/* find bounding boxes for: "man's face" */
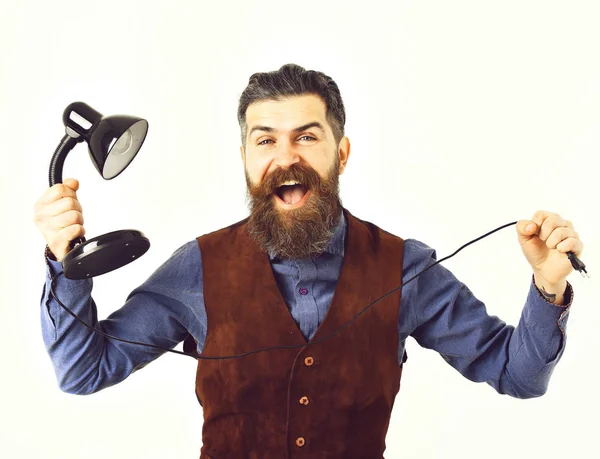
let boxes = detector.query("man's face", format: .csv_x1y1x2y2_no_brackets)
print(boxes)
240,94,350,259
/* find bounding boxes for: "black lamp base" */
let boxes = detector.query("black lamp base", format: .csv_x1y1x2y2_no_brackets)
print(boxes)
62,229,150,280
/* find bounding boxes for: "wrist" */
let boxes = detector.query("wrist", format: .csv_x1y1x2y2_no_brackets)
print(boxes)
45,245,58,262
533,272,567,305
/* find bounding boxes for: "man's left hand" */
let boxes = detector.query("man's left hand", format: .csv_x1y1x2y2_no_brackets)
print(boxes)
516,210,584,286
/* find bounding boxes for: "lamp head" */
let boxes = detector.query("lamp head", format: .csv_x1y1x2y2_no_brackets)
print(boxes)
63,101,149,179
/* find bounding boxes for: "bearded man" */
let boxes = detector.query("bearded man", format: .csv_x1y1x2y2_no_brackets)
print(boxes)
34,63,583,459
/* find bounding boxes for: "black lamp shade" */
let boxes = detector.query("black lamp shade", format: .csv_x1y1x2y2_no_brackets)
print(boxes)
63,102,148,180
89,117,148,179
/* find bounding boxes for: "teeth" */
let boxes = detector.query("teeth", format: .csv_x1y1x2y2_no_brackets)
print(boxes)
279,180,300,186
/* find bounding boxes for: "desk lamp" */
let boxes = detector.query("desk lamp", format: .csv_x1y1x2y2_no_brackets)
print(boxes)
48,101,150,280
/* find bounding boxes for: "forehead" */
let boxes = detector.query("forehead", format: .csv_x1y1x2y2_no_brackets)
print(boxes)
245,94,328,130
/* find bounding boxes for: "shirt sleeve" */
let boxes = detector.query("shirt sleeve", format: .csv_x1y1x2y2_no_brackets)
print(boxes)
39,240,205,395
404,239,573,399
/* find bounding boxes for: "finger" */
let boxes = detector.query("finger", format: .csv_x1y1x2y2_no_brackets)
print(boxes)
43,196,83,218
537,214,569,242
61,223,86,241
51,209,84,230
37,182,79,206
531,210,562,235
531,210,555,228
49,225,86,258
50,224,86,248
545,226,578,250
556,237,584,255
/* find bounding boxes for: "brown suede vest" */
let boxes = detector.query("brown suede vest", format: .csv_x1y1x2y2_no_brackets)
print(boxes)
190,208,405,459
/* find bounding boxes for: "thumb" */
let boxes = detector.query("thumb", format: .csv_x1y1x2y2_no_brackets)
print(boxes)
63,178,79,191
516,220,538,241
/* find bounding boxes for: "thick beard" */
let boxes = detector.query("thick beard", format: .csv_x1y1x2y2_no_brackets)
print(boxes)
245,158,343,260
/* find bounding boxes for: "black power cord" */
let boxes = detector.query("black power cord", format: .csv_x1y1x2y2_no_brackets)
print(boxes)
49,220,587,361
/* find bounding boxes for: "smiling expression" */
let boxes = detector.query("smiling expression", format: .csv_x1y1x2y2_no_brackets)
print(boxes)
241,93,350,207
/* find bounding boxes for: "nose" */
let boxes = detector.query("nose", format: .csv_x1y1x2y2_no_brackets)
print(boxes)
272,139,300,169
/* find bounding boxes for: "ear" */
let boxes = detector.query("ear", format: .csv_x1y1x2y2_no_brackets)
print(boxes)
337,136,351,174
240,145,245,165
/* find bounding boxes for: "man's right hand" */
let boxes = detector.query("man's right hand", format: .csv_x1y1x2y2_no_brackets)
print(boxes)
33,178,86,262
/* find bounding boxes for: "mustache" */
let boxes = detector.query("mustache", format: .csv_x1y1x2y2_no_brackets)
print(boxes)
248,163,323,197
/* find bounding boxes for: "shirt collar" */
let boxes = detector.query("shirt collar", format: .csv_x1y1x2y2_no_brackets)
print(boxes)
268,210,346,260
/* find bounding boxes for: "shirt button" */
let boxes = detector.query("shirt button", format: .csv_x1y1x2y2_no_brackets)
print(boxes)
304,356,314,366
299,287,308,295
296,437,305,447
299,396,309,405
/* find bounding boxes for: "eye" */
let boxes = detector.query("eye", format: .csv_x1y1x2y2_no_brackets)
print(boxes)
299,135,316,141
258,139,273,146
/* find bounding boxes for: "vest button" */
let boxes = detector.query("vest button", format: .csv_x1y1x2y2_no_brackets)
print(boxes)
304,356,314,366
299,396,309,405
296,437,305,447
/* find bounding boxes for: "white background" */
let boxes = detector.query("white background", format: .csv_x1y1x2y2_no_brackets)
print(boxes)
1,1,598,458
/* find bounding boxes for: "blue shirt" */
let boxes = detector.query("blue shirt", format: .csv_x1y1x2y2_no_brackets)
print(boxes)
40,212,573,398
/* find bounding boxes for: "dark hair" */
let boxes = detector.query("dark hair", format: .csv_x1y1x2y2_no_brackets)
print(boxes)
237,63,346,147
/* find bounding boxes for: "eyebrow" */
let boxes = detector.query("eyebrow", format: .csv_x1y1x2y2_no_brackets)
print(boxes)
248,121,326,139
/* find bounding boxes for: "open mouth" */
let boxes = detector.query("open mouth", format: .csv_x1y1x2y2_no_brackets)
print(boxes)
275,181,310,206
